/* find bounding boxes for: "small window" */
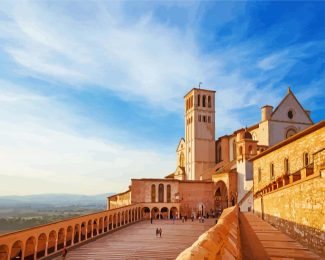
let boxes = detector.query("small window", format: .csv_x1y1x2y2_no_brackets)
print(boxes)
203,116,206,122
258,168,261,183
284,158,289,173
208,96,211,108
304,153,309,166
248,145,253,154
270,163,274,180
288,110,293,119
197,95,201,106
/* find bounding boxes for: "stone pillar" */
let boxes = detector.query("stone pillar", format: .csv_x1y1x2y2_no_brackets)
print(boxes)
45,241,48,256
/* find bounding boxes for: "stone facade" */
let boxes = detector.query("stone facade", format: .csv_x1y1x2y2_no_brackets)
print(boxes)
252,121,325,256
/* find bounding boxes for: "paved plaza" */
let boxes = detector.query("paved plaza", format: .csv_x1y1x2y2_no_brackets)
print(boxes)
54,218,215,260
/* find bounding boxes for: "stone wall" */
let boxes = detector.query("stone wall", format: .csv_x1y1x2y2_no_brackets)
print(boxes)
252,122,325,256
108,190,131,209
176,206,241,260
254,176,325,256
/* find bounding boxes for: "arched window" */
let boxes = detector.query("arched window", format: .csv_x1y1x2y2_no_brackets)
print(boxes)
258,168,261,182
304,153,309,166
202,95,206,107
167,185,171,203
158,184,164,202
197,94,201,106
208,96,211,107
233,140,236,160
151,184,156,202
191,96,194,108
270,163,274,180
284,158,289,174
286,128,297,139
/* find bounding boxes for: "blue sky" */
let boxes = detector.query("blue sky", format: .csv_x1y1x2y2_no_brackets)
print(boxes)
0,1,324,195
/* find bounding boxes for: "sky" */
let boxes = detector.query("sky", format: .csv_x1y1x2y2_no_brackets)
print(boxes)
0,1,324,196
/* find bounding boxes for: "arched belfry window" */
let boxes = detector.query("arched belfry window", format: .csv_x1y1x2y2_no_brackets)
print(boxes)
151,184,156,202
167,185,171,203
248,145,253,154
158,184,164,202
208,96,211,107
197,94,201,106
202,95,206,107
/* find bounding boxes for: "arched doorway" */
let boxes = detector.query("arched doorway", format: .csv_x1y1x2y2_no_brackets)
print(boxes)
93,219,98,236
66,226,73,246
81,222,86,241
215,181,228,210
87,220,92,238
10,241,22,260
37,233,47,258
161,207,169,219
104,216,108,232
57,228,65,250
170,207,178,219
47,231,56,254
99,217,103,234
24,236,35,260
141,207,150,219
73,224,80,244
151,207,159,219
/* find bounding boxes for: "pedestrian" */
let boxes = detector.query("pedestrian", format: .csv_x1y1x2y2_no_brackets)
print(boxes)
156,228,159,237
150,217,153,224
159,227,162,238
62,247,68,259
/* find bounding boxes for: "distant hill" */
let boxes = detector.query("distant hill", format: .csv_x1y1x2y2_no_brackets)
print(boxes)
0,193,114,209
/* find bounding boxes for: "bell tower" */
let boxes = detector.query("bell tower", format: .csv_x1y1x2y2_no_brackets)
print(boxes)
184,88,216,180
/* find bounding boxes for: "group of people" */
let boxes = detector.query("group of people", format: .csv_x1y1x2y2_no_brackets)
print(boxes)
156,227,162,237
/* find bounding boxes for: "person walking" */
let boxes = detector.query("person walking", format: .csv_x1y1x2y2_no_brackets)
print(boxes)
62,247,68,259
156,228,159,237
159,227,162,238
150,217,153,224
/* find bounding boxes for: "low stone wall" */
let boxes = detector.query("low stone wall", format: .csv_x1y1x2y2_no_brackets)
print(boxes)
176,206,241,260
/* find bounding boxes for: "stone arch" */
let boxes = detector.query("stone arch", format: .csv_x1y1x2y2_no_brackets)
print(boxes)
47,230,56,254
24,236,35,260
10,241,23,260
151,184,156,202
132,209,135,221
57,228,65,250
0,244,9,260
197,94,201,106
161,207,169,219
66,226,73,246
141,207,150,220
36,233,47,258
121,211,125,225
81,222,86,241
99,217,103,234
167,185,171,203
202,95,206,107
113,214,117,228
108,215,113,230
128,210,131,223
151,207,159,219
170,207,178,219
118,212,121,227
104,216,108,232
215,181,228,210
87,220,92,238
93,219,98,236
158,183,164,202
74,224,80,244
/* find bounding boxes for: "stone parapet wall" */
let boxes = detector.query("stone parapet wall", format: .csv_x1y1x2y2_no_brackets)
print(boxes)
176,206,241,260
254,175,325,257
108,190,131,209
